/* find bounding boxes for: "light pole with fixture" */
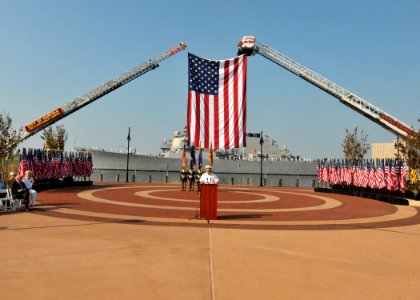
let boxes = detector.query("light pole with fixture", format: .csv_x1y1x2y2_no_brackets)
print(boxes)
126,127,131,183
260,131,264,187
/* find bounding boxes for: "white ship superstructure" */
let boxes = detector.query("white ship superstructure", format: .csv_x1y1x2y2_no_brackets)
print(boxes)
159,128,295,161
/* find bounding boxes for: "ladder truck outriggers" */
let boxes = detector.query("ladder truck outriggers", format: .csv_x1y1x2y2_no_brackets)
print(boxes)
8,42,187,151
238,36,414,138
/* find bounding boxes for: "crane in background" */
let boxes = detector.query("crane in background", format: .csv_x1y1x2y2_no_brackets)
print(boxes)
238,36,414,138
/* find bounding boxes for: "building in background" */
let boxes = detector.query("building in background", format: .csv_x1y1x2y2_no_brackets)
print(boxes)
371,142,397,160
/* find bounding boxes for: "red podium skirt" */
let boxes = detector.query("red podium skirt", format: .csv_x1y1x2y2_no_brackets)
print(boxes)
199,184,218,220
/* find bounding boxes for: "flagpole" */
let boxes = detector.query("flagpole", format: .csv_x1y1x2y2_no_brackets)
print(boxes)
260,131,264,187
396,137,401,193
126,127,131,183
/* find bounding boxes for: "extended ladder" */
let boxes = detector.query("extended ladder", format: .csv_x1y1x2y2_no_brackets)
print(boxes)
10,42,187,150
238,36,413,137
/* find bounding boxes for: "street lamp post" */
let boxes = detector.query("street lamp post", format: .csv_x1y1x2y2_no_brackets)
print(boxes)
260,131,264,187
126,127,131,183
395,136,401,192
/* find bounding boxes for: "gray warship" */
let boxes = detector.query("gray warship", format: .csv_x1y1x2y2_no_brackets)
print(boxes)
81,129,317,187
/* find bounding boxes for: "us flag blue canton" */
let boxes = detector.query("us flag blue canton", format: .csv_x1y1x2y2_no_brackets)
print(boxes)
187,53,247,150
188,54,219,95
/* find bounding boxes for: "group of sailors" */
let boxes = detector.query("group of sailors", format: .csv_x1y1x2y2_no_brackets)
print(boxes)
180,165,219,191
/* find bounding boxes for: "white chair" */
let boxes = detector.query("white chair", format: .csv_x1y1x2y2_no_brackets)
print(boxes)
0,189,9,211
6,188,24,211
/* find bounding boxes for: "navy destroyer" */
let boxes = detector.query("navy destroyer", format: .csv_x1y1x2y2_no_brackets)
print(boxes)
81,129,318,187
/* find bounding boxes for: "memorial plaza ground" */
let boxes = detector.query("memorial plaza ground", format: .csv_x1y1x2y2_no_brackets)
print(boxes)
1,182,420,299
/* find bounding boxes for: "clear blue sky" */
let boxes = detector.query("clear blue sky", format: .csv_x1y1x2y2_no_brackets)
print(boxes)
1,0,419,159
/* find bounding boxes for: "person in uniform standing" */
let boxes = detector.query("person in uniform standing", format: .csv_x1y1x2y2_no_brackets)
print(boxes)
188,168,196,191
199,165,219,185
180,167,188,191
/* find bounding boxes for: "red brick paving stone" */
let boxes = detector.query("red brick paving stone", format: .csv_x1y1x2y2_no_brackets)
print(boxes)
210,208,420,231
39,184,392,220
93,189,200,208
32,207,420,231
32,183,420,230
93,188,324,210
39,187,196,219
91,185,397,220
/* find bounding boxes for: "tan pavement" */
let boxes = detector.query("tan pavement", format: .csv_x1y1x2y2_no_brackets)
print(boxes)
2,210,420,300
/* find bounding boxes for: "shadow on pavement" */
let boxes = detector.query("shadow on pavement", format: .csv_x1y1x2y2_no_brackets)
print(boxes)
217,213,269,220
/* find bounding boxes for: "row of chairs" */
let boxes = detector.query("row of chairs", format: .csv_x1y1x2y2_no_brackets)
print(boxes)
0,188,25,211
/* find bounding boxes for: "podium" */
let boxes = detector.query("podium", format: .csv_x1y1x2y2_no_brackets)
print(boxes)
200,184,218,220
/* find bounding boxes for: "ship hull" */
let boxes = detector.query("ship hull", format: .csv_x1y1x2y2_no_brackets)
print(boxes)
90,151,318,187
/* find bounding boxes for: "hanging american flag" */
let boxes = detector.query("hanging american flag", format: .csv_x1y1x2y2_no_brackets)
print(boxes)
187,53,247,149
368,162,376,189
399,161,408,193
375,160,386,189
18,148,30,176
322,161,329,183
317,160,323,184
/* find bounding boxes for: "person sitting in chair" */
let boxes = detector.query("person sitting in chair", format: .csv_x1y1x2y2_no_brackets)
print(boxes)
9,172,31,211
21,170,37,206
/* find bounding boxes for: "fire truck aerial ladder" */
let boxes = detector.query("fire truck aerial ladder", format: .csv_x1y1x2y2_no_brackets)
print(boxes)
238,36,414,138
10,42,187,150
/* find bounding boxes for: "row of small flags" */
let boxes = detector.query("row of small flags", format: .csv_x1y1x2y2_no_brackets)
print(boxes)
181,145,213,170
18,148,93,180
317,159,408,193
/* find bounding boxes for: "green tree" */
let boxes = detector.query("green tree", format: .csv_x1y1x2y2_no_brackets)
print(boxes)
398,120,420,169
0,113,23,180
41,125,68,151
342,127,370,161
396,119,420,193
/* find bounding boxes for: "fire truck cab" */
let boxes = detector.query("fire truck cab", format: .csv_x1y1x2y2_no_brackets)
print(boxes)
237,36,256,56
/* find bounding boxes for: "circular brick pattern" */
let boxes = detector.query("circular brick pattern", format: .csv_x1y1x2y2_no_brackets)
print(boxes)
33,183,420,230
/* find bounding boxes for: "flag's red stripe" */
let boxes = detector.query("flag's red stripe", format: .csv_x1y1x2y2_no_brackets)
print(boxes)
214,95,219,149
223,60,230,149
233,57,239,148
187,91,192,145
242,56,247,147
194,91,200,147
204,94,210,148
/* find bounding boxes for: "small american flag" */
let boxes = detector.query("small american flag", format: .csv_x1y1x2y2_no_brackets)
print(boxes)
375,160,386,189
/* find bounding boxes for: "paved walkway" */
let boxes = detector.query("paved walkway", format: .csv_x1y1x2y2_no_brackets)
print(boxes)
1,183,420,299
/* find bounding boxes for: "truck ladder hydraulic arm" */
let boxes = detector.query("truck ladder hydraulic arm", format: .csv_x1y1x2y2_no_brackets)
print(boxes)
238,36,413,137
10,42,187,150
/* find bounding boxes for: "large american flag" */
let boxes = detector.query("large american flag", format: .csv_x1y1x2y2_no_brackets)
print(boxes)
187,53,247,149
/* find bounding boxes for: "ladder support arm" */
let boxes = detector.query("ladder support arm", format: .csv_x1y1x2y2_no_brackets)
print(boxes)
10,42,187,150
249,41,413,137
